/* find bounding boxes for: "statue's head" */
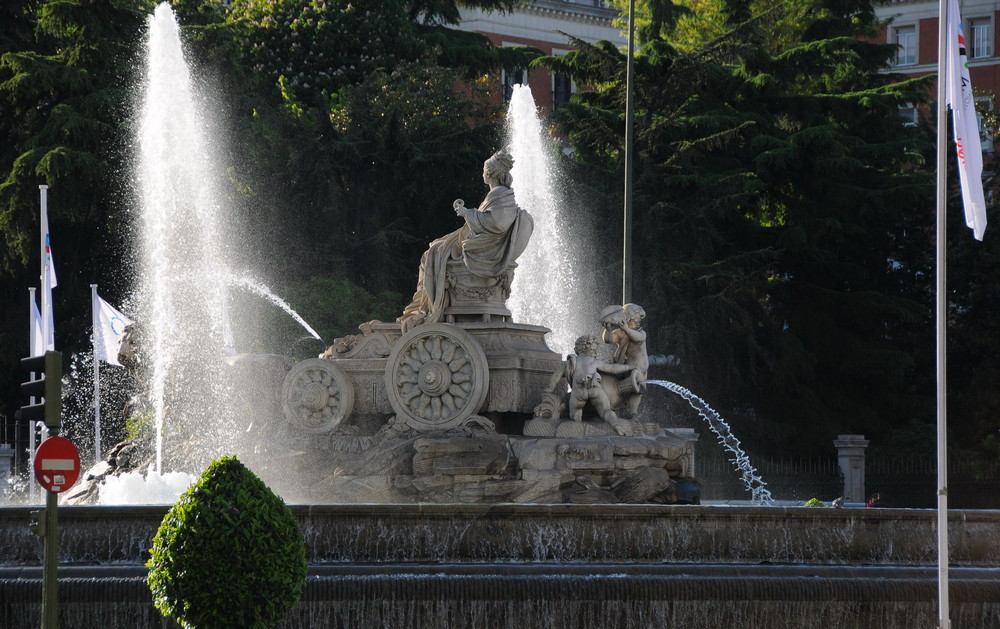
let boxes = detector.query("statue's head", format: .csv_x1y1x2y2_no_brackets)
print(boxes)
484,150,514,187
574,334,600,356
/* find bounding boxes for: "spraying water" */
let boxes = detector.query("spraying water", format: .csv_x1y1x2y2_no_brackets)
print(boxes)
229,274,323,343
648,380,773,504
505,85,592,356
98,467,195,505
135,3,235,472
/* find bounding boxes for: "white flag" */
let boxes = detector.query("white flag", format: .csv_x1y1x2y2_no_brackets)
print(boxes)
946,0,988,240
41,292,55,353
39,193,56,351
93,294,133,367
30,297,44,357
41,203,57,288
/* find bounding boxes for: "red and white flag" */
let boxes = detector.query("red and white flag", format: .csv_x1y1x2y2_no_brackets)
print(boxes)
946,0,988,240
39,190,56,350
41,203,57,288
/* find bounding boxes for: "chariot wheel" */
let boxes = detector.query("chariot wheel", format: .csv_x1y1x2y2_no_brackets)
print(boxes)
384,323,489,431
281,358,354,434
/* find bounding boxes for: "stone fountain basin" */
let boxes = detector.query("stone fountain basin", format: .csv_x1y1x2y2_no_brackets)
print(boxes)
2,504,1000,628
2,503,1000,566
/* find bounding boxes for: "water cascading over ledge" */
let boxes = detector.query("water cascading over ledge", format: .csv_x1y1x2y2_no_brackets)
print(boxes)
2,504,1000,628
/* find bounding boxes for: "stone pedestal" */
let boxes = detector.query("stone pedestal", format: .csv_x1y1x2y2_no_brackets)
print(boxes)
308,430,700,504
833,434,869,503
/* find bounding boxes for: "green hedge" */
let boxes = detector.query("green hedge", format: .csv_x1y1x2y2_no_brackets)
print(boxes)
147,456,307,629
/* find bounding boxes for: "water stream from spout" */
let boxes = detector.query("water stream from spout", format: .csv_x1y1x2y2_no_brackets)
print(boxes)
648,380,773,504
228,274,323,343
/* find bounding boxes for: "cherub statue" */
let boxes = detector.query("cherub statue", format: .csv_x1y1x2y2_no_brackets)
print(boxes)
600,303,648,417
544,334,639,436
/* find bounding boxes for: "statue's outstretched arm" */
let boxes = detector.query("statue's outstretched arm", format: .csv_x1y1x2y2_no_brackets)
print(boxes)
596,362,636,377
545,368,568,394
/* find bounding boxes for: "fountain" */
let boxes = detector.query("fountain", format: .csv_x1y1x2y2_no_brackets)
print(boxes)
61,6,696,508
135,2,236,475
505,84,595,357
3,5,1000,628
648,380,772,504
227,273,324,345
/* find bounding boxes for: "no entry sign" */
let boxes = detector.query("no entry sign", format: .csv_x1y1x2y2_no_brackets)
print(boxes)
33,436,81,493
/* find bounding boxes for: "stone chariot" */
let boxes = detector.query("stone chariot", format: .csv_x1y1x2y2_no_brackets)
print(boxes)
281,260,563,435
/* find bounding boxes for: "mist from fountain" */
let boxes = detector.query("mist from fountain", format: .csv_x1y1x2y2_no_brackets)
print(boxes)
648,380,773,504
505,84,593,357
97,467,195,505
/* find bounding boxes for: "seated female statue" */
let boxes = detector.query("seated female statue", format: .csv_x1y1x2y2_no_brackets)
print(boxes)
398,150,533,332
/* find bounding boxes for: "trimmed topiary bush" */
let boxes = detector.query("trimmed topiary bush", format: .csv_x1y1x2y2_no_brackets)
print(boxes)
147,456,307,628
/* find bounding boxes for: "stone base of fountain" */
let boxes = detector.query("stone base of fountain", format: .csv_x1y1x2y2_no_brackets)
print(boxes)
3,505,1000,628
294,430,698,504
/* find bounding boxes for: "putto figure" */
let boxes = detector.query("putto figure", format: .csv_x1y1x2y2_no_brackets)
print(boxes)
398,150,534,332
560,334,636,428
600,303,648,417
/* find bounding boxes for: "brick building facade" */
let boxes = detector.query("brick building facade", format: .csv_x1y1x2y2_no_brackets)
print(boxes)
457,0,626,113
874,0,999,148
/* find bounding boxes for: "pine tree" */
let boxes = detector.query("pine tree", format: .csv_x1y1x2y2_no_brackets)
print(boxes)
0,0,148,433
539,0,936,453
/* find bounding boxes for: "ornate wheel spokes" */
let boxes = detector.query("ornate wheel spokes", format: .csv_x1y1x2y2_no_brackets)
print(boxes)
385,324,488,431
398,338,474,420
282,359,354,434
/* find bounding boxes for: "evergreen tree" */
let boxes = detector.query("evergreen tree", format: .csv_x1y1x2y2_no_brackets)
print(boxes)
541,0,935,453
0,0,149,440
218,0,537,300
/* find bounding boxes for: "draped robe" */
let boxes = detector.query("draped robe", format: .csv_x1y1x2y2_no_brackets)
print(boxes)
398,186,533,332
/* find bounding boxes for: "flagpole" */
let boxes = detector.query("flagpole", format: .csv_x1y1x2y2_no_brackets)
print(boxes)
935,0,950,625
91,284,102,462
622,0,635,305
28,287,39,504
39,185,51,350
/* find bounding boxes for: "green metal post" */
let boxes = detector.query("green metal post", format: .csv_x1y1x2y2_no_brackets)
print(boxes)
41,489,58,629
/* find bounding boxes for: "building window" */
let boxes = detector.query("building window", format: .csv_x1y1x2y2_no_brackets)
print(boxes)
969,18,992,59
976,96,994,151
503,68,525,102
899,105,918,127
553,72,573,110
894,25,917,66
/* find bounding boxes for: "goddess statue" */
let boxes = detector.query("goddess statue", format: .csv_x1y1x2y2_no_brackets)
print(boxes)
398,150,533,332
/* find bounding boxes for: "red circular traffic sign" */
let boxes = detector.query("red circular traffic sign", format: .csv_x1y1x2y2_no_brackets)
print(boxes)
33,436,81,493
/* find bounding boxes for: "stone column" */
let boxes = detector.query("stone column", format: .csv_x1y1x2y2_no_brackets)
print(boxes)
833,434,869,503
